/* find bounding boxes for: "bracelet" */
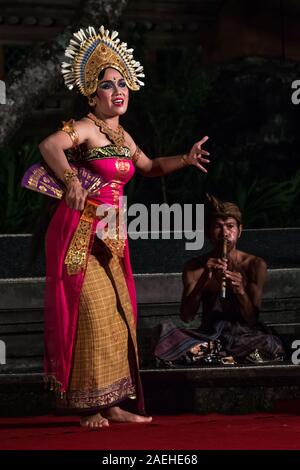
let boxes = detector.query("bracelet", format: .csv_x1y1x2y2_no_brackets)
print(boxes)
181,154,190,166
63,169,78,187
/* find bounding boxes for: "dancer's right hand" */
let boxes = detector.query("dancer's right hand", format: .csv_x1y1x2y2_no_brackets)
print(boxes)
65,179,88,211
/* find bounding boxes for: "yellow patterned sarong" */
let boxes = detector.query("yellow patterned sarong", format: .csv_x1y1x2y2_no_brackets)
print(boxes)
64,240,138,410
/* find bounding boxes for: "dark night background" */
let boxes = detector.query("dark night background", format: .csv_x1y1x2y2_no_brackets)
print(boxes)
0,2,300,423
0,0,299,232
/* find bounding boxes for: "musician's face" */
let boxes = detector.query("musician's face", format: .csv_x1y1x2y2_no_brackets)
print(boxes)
210,217,242,249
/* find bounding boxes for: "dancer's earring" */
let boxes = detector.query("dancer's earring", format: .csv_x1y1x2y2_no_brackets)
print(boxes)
88,96,97,107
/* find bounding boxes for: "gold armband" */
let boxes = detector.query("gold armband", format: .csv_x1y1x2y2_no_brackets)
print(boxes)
61,119,79,148
132,146,142,165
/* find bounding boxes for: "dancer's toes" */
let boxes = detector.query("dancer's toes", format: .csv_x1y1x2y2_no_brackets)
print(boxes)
134,415,152,423
80,413,109,428
103,406,152,423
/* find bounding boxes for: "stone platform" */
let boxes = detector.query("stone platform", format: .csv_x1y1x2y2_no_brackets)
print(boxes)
0,230,299,414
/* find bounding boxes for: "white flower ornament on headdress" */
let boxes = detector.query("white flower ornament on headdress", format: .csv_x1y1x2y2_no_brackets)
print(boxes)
61,25,145,96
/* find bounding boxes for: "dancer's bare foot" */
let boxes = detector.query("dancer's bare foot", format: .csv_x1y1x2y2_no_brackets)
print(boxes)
80,412,109,428
103,406,152,423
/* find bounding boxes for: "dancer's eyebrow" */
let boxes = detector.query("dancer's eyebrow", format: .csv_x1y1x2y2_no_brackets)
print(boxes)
99,79,125,85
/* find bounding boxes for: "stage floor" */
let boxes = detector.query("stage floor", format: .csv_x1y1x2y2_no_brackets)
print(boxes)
1,411,300,450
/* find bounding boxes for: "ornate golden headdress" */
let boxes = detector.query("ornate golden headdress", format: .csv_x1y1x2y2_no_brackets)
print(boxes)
61,25,145,96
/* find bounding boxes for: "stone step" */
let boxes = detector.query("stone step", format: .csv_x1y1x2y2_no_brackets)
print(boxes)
0,358,43,374
1,363,299,385
0,317,298,370
1,228,300,279
1,268,300,308
1,229,299,415
0,364,300,415
0,269,299,370
1,301,299,326
141,364,300,414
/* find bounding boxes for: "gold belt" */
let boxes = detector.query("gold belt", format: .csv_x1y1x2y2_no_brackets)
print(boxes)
64,200,125,276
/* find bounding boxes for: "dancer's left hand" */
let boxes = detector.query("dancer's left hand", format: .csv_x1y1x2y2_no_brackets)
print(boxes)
185,136,210,173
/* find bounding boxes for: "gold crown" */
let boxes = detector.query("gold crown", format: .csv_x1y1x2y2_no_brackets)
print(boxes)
61,25,145,96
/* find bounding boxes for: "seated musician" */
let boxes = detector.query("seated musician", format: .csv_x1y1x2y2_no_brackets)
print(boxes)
154,195,285,365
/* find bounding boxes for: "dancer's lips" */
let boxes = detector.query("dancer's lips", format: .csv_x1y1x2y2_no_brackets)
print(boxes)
112,98,124,106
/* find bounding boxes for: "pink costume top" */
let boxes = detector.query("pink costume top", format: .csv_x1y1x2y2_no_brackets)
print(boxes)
44,144,137,394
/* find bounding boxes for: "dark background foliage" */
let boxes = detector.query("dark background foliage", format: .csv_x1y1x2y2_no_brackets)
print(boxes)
0,0,299,232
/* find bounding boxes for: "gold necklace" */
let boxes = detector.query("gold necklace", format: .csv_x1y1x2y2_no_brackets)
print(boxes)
87,112,125,146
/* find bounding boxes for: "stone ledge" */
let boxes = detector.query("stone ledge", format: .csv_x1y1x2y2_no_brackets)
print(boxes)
0,228,299,278
1,268,300,309
1,363,299,385
142,363,300,382
0,373,44,385
0,366,300,414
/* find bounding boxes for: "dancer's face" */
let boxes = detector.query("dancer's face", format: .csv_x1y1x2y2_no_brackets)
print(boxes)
96,68,129,117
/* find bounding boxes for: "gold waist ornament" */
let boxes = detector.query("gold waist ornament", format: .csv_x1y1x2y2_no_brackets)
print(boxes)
64,200,125,276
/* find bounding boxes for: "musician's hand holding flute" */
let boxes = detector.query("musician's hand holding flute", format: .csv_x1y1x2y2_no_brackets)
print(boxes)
205,237,245,297
224,270,245,295
205,255,228,287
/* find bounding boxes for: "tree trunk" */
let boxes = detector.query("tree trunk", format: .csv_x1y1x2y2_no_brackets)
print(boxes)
0,0,128,147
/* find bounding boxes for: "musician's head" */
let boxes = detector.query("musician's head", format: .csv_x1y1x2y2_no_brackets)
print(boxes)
205,195,242,249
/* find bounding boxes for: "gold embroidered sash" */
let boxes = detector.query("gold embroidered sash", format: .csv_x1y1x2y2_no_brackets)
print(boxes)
64,200,125,275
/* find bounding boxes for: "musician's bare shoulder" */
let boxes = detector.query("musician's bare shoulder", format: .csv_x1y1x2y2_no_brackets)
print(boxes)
236,251,267,272
240,252,268,281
